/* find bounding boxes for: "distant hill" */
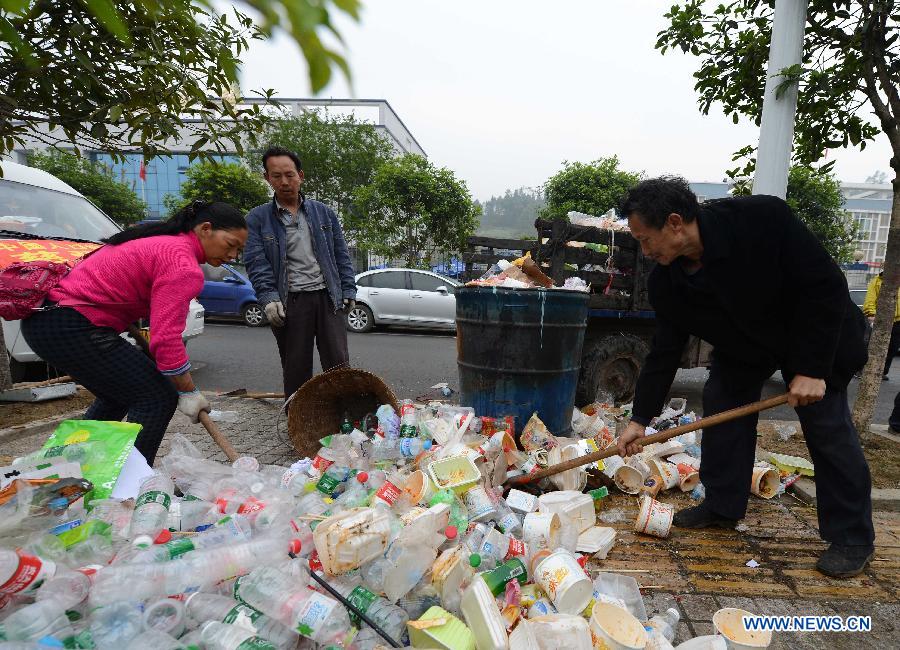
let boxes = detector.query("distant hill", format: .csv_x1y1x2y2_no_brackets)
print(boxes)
476,187,545,239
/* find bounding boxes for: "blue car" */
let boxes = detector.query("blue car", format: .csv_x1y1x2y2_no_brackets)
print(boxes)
198,264,266,326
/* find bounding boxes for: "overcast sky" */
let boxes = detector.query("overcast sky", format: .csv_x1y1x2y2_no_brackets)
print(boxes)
238,0,892,201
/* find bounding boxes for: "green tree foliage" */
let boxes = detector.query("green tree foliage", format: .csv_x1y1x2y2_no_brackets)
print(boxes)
249,109,394,239
163,161,271,215
655,2,900,432
0,2,278,164
478,188,545,238
28,150,146,226
353,154,481,267
541,157,641,220
733,166,858,262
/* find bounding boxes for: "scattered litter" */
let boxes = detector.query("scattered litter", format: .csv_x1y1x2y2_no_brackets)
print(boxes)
598,508,629,524
774,424,797,441
745,559,760,568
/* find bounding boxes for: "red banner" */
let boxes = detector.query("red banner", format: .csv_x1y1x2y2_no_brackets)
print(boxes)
0,239,99,269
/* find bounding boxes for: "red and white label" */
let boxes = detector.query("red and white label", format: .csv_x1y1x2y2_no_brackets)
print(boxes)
308,550,323,573
373,480,402,506
311,454,334,473
505,538,527,560
0,551,50,595
237,498,266,516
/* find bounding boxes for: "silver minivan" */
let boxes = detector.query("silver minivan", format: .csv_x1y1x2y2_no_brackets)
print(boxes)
347,268,459,333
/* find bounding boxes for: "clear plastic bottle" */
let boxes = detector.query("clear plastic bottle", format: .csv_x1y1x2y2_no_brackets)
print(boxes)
128,629,185,650
132,514,253,562
167,496,216,531
230,566,350,643
35,569,92,609
184,593,299,650
364,438,432,461
89,602,145,649
0,598,71,641
399,399,418,438
646,607,680,642
488,489,522,537
130,473,175,539
370,470,408,508
315,464,351,497
332,579,410,642
0,549,57,598
201,620,277,650
141,597,186,637
376,404,400,441
331,472,371,511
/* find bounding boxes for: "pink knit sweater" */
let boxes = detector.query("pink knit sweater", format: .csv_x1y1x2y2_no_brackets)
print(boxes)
48,232,206,375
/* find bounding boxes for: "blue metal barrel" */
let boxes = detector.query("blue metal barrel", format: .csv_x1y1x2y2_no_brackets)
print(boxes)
456,286,590,435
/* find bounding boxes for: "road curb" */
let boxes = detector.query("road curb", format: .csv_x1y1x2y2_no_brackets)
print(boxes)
789,477,900,512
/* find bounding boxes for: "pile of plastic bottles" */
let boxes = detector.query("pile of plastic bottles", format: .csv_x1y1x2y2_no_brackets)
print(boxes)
0,397,751,649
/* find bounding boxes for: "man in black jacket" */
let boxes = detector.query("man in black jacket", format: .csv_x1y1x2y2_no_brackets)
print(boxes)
615,177,874,578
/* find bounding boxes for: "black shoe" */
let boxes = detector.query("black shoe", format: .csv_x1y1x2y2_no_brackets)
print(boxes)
672,503,738,529
883,374,890,381
816,544,874,578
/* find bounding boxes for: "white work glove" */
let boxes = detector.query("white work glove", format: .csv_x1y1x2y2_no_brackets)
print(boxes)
177,389,210,424
265,300,286,327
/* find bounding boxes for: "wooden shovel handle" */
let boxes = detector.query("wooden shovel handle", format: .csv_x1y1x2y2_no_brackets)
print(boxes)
199,410,240,462
505,392,789,487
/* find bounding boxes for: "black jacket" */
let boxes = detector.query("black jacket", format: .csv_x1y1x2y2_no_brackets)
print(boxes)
632,194,867,424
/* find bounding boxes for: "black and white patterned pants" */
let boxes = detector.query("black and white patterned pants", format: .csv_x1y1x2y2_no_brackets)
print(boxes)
21,306,178,465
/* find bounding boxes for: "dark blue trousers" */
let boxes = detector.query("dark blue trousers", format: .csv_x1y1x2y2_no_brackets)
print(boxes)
700,361,874,547
21,307,178,465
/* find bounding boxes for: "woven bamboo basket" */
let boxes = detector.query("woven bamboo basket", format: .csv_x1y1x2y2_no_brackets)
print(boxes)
286,367,400,458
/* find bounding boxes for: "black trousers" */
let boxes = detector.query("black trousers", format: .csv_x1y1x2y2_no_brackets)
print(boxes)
21,307,178,465
883,321,900,375
700,361,875,547
271,289,349,399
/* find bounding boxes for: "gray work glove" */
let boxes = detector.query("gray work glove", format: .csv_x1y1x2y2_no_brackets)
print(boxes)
177,389,210,424
343,298,356,313
264,300,286,327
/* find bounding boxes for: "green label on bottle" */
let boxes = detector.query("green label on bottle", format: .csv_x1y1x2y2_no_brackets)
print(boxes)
589,486,609,500
236,637,277,650
346,585,378,626
224,604,263,625
135,490,171,510
165,537,196,559
316,474,341,495
399,424,417,438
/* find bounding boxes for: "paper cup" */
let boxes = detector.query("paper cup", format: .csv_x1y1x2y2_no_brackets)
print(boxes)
589,601,649,650
634,495,674,538
614,465,644,494
404,470,437,505
679,471,701,492
647,458,680,490
713,607,773,649
750,466,780,499
464,486,497,522
523,511,560,551
627,457,652,479
534,550,593,615
548,444,587,492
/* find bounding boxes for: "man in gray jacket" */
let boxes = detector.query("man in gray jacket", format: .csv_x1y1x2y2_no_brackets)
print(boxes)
243,146,357,398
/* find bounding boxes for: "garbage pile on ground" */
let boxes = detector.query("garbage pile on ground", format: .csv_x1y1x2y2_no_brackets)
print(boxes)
0,399,784,649
465,253,589,292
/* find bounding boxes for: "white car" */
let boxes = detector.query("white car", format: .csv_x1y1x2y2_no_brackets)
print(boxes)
0,161,204,382
347,268,460,333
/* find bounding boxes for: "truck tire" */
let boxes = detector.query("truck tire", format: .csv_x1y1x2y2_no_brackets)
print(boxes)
576,334,650,406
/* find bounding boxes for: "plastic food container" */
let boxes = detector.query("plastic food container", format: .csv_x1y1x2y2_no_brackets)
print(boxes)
538,491,596,533
312,507,392,575
528,614,593,650
408,605,476,650
460,577,509,650
576,526,616,558
428,455,482,494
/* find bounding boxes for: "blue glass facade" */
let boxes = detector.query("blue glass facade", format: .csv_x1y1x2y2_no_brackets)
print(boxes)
92,152,240,219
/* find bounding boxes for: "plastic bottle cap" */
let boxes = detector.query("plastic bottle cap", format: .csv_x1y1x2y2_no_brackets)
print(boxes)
469,553,481,568
356,472,369,483
132,535,154,549
288,539,302,555
154,529,172,544
444,525,458,539
423,440,433,450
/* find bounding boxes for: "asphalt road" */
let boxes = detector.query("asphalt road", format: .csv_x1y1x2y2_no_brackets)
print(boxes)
190,321,899,425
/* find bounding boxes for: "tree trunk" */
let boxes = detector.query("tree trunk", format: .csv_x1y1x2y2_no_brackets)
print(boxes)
852,171,900,438
0,326,12,391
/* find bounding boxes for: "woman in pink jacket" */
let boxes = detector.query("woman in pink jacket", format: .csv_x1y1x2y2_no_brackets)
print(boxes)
22,201,247,465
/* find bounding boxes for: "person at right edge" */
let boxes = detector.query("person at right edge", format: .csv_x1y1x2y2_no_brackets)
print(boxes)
862,271,900,381
243,146,357,401
615,177,874,578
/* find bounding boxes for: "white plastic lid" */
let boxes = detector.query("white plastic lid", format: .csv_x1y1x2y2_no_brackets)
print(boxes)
576,526,616,553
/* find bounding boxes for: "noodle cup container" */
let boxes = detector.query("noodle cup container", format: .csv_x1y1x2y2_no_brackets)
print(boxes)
639,475,664,498
634,495,674,538
647,458,680,490
679,471,701,493
523,511,560,551
589,601,649,650
534,550,593,615
600,454,625,479
404,470,438,506
614,465,644,494
464,485,497,522
713,607,773,649
627,457,652,479
750,466,780,500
